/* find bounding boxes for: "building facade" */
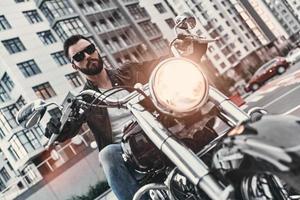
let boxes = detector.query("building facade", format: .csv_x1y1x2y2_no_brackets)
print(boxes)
260,0,300,42
35,0,169,67
0,0,87,199
0,0,170,199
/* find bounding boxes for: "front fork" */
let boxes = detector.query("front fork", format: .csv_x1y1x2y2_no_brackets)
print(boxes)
128,102,234,200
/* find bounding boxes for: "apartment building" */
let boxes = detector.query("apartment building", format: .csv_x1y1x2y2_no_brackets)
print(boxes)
0,0,170,199
0,0,88,199
260,0,300,42
139,0,177,42
286,0,300,21
35,0,169,66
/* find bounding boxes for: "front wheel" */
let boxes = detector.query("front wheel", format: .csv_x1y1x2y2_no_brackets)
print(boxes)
240,174,299,200
251,83,260,91
277,66,286,74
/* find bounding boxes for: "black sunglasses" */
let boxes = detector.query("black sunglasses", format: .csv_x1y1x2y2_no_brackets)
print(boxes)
72,43,96,62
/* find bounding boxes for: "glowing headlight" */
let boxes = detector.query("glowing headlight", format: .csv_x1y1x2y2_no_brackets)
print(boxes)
149,57,209,117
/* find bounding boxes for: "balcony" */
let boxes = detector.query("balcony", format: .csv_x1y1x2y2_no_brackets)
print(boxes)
80,2,118,16
95,23,131,35
121,0,139,5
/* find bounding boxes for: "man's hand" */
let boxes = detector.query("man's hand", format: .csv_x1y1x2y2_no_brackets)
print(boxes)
173,33,217,60
45,117,61,138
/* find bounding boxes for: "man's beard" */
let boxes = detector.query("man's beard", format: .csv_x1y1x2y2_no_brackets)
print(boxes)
79,54,104,76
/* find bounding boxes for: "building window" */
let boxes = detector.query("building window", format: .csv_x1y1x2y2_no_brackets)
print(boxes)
39,0,73,23
1,73,14,92
222,46,231,56
53,18,88,41
11,129,42,153
0,85,10,103
220,62,226,68
126,4,149,20
2,37,26,54
151,38,168,53
65,72,84,88
0,128,5,139
214,54,220,60
154,3,167,13
226,21,230,27
102,56,112,68
0,168,10,182
165,18,175,29
139,21,161,37
0,97,26,129
23,165,38,184
48,107,62,119
103,39,114,52
228,55,237,64
17,60,41,78
15,0,29,2
8,146,20,161
0,178,5,192
0,15,11,31
111,37,123,49
23,10,43,24
217,25,224,32
37,30,57,45
33,82,56,100
51,51,69,66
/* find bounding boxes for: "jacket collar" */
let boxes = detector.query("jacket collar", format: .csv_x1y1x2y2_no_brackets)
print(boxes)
84,68,121,91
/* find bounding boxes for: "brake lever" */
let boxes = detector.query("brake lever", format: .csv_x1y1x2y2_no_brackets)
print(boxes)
45,98,75,150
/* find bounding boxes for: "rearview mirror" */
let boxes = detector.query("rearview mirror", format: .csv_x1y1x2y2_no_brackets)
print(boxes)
175,12,196,30
16,99,47,129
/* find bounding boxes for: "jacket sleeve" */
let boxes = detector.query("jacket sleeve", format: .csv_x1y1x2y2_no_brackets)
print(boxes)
55,115,85,143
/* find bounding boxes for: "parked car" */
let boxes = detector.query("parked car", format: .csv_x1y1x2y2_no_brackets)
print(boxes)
245,57,289,92
286,47,300,65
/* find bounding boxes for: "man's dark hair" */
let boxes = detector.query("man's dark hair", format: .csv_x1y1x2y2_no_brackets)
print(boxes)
63,34,91,59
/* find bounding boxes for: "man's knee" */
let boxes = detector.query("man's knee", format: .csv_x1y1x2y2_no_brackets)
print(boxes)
98,145,120,166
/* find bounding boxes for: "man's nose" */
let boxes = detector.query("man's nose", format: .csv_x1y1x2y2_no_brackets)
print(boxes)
83,51,91,60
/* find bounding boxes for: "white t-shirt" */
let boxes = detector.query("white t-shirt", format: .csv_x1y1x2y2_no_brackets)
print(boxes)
99,88,135,143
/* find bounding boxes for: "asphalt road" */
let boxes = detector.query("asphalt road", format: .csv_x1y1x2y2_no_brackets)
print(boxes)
242,60,300,116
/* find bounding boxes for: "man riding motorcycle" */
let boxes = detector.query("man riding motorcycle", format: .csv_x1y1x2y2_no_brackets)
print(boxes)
45,34,215,200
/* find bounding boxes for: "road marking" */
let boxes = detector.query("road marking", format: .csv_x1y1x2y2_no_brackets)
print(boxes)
282,104,300,115
245,94,264,103
263,84,300,109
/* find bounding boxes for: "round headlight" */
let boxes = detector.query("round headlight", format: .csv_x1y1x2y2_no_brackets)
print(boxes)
149,57,209,117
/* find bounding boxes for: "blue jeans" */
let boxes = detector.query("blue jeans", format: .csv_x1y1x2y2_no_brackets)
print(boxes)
99,144,147,200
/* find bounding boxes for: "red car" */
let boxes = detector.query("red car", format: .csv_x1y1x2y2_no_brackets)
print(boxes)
245,57,289,92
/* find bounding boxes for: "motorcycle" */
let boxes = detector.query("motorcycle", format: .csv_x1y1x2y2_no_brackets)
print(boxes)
16,13,300,200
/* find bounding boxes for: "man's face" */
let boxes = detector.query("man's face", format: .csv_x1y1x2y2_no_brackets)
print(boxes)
68,39,103,76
